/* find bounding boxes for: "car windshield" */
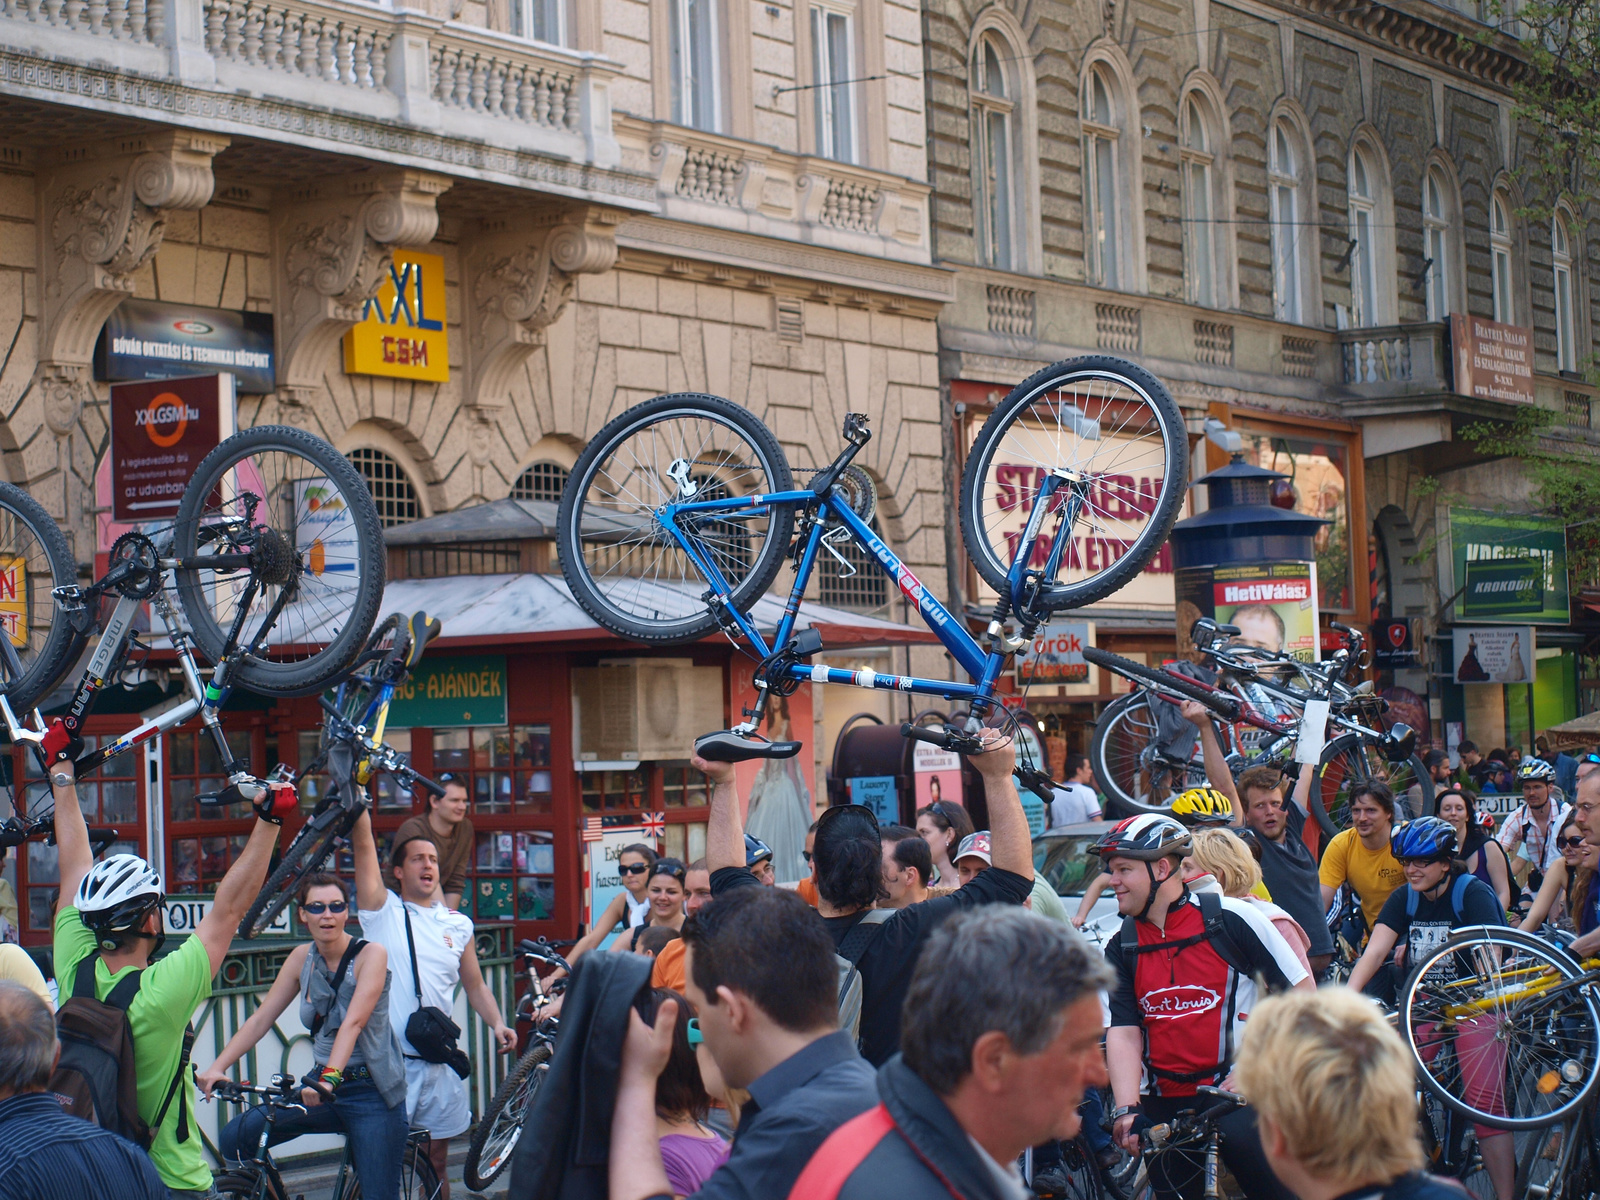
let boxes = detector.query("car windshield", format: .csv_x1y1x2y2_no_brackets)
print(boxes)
1033,835,1103,897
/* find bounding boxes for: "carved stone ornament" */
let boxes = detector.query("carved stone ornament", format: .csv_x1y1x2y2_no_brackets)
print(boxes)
38,366,92,437
35,132,229,373
463,206,622,413
271,170,452,402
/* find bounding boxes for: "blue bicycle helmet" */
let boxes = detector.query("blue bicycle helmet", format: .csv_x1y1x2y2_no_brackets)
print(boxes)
1390,816,1458,862
744,834,773,868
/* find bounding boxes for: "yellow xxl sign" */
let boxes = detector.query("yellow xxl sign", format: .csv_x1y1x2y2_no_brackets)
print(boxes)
342,250,450,382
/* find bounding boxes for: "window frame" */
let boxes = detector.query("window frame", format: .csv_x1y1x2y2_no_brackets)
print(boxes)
1422,167,1452,323
669,0,720,132
510,0,565,42
1347,144,1381,328
971,33,1017,271
1491,192,1515,325
346,445,424,528
1180,93,1219,308
1554,213,1578,373
1082,65,1124,289
511,461,571,503
1269,120,1302,324
810,3,857,164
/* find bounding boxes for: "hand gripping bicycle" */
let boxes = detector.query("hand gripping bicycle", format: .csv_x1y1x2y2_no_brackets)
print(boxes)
556,357,1187,772
0,426,384,811
238,612,445,938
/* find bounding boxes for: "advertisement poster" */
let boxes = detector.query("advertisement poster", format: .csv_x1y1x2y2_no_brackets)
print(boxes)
109,374,231,522
0,557,26,647
1015,622,1092,687
97,299,275,394
1175,561,1320,663
342,250,450,382
584,824,659,949
1452,627,1534,685
1450,314,1534,406
1370,619,1418,669
849,776,898,824
913,741,963,808
1449,507,1569,624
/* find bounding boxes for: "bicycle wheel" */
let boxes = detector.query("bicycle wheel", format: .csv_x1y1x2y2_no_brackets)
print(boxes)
339,1137,441,1200
238,801,351,938
959,356,1187,610
1314,733,1435,840
0,482,82,713
1402,926,1600,1131
172,426,384,698
464,1039,553,1190
557,394,795,643
1089,692,1205,814
214,1165,285,1200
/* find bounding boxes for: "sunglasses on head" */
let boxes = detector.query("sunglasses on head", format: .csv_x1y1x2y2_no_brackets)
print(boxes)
652,859,687,881
301,900,348,914
436,771,464,785
618,863,650,876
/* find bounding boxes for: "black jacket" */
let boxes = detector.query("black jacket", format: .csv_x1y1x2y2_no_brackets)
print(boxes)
833,1056,1017,1200
509,950,653,1200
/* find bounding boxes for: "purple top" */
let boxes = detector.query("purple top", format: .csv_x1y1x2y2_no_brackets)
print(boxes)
660,1130,731,1196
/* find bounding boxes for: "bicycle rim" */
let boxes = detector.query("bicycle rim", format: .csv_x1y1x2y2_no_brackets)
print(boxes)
558,396,794,642
1403,927,1600,1130
173,426,384,697
1090,693,1203,812
466,1043,550,1189
239,807,347,938
0,482,81,712
1315,735,1431,838
960,356,1187,608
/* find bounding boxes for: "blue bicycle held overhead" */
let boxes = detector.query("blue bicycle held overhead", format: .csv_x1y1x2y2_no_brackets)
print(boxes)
555,354,1187,771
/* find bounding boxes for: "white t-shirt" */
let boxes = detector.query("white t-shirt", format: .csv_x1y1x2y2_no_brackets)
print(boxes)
1049,782,1100,828
359,890,474,1057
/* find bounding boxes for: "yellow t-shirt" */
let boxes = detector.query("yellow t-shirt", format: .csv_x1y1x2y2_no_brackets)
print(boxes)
54,907,213,1192
0,943,52,1009
1318,828,1405,930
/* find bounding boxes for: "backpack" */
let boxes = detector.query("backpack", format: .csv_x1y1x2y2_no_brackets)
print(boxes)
1404,872,1479,923
48,956,194,1150
836,909,894,1045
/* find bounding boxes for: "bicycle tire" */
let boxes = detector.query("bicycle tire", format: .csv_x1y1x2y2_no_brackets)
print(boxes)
464,1039,553,1190
1402,925,1600,1131
959,356,1188,610
1312,733,1435,840
337,1137,442,1200
0,481,82,713
214,1165,287,1200
557,393,795,643
172,425,385,698
1082,648,1241,722
1089,692,1205,814
238,802,353,938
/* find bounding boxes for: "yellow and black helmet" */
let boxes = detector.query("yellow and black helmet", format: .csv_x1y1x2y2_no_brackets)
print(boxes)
1169,787,1235,827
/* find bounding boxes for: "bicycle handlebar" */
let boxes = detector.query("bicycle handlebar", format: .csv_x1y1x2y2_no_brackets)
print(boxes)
900,723,985,755
0,815,118,854
210,1075,300,1104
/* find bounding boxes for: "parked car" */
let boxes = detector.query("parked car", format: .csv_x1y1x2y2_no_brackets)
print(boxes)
1033,820,1122,948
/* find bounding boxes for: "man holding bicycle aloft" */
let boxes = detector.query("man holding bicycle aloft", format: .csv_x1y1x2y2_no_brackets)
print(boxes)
1098,813,1311,1200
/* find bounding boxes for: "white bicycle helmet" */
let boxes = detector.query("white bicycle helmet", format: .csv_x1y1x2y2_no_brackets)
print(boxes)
1516,757,1556,783
76,854,164,948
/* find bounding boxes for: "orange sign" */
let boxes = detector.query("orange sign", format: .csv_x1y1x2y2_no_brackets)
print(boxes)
0,556,26,647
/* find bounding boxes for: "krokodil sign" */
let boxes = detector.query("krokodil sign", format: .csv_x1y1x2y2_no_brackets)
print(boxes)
1450,507,1569,624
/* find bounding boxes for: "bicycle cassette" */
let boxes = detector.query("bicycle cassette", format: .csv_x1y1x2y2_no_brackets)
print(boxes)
108,532,161,599
823,464,877,528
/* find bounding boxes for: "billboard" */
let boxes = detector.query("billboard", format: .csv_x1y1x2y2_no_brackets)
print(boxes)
97,299,275,394
108,374,231,523
342,250,449,382
1448,508,1569,624
1450,314,1534,406
1015,622,1092,686
1175,561,1320,663
1452,626,1534,685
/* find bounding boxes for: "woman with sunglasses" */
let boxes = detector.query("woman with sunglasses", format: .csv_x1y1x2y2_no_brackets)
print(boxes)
1516,810,1590,934
566,842,659,964
611,860,688,954
915,800,975,887
1436,788,1513,912
200,874,408,1200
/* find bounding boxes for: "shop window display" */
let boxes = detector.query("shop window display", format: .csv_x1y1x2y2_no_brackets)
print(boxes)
1243,433,1352,612
169,728,259,891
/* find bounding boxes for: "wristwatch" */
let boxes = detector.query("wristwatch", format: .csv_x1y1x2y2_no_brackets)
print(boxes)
50,771,72,788
1111,1104,1142,1120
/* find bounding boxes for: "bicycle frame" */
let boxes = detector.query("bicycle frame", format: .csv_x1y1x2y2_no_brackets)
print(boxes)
657,469,1088,716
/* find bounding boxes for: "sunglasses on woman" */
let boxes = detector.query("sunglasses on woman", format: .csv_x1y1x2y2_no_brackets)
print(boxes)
618,863,650,876
1561,836,1588,849
301,900,348,914
652,858,687,881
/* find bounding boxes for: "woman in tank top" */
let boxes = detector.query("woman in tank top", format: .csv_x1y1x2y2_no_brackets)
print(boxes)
200,873,409,1200
1437,789,1512,912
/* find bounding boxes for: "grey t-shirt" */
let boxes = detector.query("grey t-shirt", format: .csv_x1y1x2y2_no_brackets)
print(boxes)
1256,803,1334,958
299,941,407,1109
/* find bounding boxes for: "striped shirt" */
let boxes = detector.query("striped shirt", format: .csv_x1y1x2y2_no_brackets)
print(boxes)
0,1092,166,1200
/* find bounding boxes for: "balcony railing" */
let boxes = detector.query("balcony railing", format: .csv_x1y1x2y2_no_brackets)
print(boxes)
618,117,932,264
0,0,622,167
1337,322,1450,396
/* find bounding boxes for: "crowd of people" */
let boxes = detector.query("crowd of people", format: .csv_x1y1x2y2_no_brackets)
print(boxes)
7,710,1600,1200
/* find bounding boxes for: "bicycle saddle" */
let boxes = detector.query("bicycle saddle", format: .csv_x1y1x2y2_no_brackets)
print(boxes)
406,611,441,668
694,730,803,762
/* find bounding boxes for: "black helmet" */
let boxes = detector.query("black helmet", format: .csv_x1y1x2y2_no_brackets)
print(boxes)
744,834,774,868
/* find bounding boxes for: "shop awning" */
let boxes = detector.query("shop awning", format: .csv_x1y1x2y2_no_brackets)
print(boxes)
1539,710,1600,753
379,573,943,649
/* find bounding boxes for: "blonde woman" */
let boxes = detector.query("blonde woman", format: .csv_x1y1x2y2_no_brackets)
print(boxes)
1189,829,1313,977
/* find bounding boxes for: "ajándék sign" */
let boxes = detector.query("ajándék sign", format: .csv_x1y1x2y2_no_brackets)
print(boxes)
97,299,275,394
343,250,449,382
110,374,232,523
388,654,506,727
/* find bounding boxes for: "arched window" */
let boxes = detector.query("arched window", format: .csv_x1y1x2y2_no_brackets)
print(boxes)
1181,95,1219,307
669,0,718,131
1491,193,1515,324
1422,168,1452,322
347,447,421,527
1269,121,1302,323
1082,67,1123,288
1554,215,1577,372
511,462,570,503
818,517,889,611
971,36,1015,269
1348,146,1379,327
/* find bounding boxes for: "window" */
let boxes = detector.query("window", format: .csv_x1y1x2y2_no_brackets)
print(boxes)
347,447,421,527
511,462,569,503
1181,96,1217,307
811,6,855,163
1082,68,1122,287
1555,216,1578,372
1423,168,1452,322
168,728,258,893
818,518,890,611
511,0,563,41
1348,147,1379,327
433,725,555,816
1491,194,1515,324
669,0,718,131
971,37,1015,269
1243,433,1353,613
1270,122,1302,324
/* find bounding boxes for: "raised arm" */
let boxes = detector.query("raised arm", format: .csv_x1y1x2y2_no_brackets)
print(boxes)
196,944,309,1096
322,942,388,1073
1516,858,1564,929
695,754,742,874
459,938,516,1054
975,732,1030,877
1179,700,1238,817
353,806,387,914
49,762,93,915
1288,760,1313,816
196,816,283,976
